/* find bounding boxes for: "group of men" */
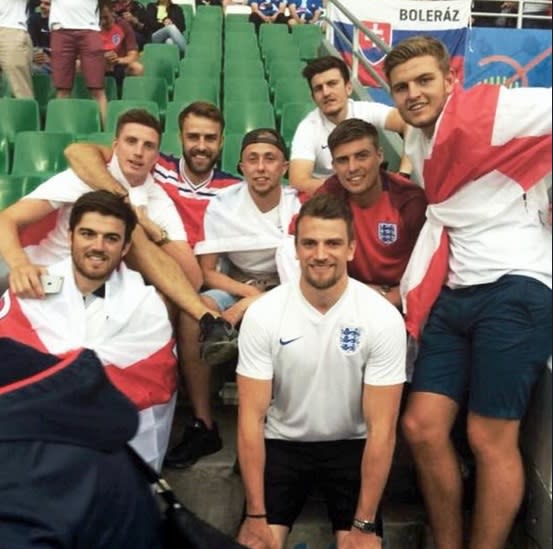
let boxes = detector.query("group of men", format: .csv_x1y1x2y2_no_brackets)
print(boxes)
0,35,551,549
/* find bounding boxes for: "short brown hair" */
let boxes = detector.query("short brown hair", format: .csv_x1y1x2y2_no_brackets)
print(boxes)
302,56,350,91
327,119,380,156
384,35,450,81
69,190,137,244
115,108,162,144
178,101,225,134
295,194,354,244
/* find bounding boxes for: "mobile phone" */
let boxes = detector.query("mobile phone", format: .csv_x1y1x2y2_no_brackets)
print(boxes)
40,274,64,294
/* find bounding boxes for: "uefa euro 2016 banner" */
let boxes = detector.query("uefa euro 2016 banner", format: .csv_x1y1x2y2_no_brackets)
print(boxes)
328,0,472,87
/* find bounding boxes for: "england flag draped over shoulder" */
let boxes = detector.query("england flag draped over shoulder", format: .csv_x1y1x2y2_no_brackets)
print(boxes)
328,0,471,87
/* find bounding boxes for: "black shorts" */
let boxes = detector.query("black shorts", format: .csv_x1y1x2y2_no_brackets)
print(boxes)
264,438,383,533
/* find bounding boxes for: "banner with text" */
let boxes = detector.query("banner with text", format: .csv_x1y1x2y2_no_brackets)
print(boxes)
328,0,471,87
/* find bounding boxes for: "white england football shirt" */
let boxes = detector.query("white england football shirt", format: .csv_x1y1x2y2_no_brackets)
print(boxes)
237,278,406,441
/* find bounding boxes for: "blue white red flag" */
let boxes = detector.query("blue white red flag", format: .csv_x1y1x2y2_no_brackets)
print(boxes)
328,0,471,87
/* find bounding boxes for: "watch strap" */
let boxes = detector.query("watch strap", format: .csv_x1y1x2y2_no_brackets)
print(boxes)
352,518,378,533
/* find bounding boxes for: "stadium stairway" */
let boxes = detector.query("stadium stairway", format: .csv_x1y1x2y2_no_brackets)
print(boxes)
162,370,537,548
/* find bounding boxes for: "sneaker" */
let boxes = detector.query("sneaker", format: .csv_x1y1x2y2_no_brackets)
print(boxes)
164,417,223,469
198,313,239,367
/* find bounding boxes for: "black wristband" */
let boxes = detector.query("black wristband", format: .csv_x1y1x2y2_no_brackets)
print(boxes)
245,513,267,519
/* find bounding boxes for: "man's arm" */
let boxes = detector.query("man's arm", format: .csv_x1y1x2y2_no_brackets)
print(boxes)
250,2,270,22
0,199,56,298
288,159,326,196
383,109,412,176
115,48,139,67
134,206,203,290
124,225,214,320
198,254,263,298
64,143,126,196
236,374,277,548
341,383,403,549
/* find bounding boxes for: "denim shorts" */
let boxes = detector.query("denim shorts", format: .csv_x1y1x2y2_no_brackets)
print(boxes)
412,275,552,419
201,289,239,312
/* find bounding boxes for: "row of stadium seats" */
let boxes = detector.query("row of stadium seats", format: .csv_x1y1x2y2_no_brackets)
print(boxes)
0,6,322,204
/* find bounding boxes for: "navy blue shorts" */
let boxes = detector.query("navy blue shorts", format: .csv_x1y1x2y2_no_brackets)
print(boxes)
412,275,551,419
263,438,383,534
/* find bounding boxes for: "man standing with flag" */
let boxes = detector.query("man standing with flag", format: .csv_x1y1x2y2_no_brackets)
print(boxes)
384,35,551,549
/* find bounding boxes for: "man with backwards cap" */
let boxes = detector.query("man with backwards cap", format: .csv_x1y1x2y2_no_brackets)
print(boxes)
164,128,304,468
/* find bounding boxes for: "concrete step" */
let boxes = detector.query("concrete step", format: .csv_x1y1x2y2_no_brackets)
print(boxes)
162,400,535,549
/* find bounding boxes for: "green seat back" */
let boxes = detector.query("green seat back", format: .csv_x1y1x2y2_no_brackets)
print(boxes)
122,76,168,120
106,99,160,133
77,132,115,147
0,98,40,146
220,133,243,177
280,101,315,149
223,78,270,107
0,177,24,209
45,98,101,134
12,131,74,176
273,79,312,120
32,73,55,120
71,73,118,100
160,131,182,157
224,101,275,134
173,77,219,106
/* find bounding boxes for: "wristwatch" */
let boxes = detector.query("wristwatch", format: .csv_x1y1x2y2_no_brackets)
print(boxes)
155,228,170,246
352,518,378,534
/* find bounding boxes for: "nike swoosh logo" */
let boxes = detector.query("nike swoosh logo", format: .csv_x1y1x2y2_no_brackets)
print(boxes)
279,336,303,346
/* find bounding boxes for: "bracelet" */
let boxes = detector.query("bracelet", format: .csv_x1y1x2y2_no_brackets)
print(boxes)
245,513,267,519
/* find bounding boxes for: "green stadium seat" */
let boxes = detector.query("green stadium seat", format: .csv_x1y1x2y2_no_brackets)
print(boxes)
105,99,160,133
71,73,118,101
21,174,47,195
280,101,315,149
196,5,223,19
179,57,221,80
224,31,258,49
12,131,74,176
32,73,55,121
225,13,251,24
160,131,182,157
291,23,322,59
0,177,23,209
223,61,265,81
180,4,194,38
173,77,219,106
267,60,306,95
122,76,168,121
223,78,270,107
143,44,180,94
259,23,289,49
77,132,115,147
0,98,40,150
220,133,243,177
45,98,101,134
165,101,187,132
224,101,275,134
273,79,312,120
0,137,10,174
262,41,301,65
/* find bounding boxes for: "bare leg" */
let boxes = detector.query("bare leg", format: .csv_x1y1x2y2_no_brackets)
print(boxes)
56,88,71,98
402,392,463,549
177,295,219,428
125,225,215,321
268,524,288,549
468,413,523,549
90,88,108,130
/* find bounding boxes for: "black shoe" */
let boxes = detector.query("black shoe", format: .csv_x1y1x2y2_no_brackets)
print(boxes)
164,417,223,469
198,313,238,367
